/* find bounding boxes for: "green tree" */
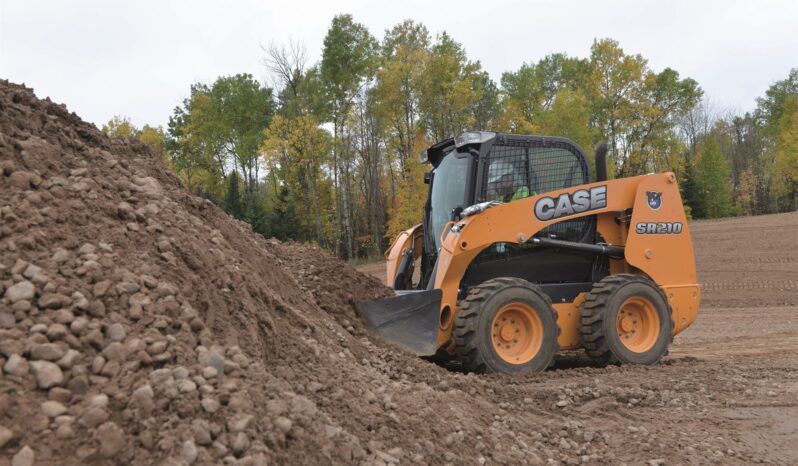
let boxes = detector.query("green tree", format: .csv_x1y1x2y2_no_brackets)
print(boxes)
695,137,735,218
772,95,798,209
262,114,333,246
225,172,244,219
321,14,379,259
208,74,274,193
755,68,798,135
102,115,136,138
419,32,484,141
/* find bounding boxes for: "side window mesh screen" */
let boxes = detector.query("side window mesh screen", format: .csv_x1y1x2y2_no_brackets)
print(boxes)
482,144,529,203
481,139,591,242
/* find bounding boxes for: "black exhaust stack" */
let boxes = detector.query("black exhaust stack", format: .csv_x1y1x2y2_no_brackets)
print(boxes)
594,142,608,182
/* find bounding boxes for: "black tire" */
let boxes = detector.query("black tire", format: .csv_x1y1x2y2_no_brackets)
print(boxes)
452,277,560,374
579,274,673,366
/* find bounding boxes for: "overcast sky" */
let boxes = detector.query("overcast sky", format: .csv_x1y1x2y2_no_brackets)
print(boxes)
1,0,796,129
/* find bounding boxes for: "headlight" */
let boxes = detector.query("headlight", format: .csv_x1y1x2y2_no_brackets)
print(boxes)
454,131,496,148
461,201,501,217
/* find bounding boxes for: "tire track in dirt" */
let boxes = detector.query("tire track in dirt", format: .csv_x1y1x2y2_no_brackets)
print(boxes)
701,280,798,291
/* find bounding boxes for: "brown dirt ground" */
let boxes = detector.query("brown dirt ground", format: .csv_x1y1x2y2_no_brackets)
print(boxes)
0,79,796,466
357,210,798,465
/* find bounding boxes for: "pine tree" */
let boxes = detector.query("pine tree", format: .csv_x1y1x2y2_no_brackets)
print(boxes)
225,173,244,219
680,153,701,218
695,137,734,218
268,187,302,241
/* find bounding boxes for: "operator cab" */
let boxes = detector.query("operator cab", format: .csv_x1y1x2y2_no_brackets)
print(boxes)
421,132,607,302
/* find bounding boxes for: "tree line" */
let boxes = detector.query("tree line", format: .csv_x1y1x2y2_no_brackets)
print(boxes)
102,15,798,259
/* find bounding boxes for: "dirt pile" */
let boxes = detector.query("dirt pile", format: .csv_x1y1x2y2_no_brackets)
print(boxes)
0,81,615,465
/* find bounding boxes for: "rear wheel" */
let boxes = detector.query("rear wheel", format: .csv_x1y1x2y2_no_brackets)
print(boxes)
452,278,559,373
579,274,673,366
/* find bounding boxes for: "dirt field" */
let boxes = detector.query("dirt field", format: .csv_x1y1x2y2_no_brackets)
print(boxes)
357,212,798,465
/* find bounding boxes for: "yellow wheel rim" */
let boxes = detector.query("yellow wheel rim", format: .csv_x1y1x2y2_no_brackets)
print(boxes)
491,302,542,364
616,297,660,353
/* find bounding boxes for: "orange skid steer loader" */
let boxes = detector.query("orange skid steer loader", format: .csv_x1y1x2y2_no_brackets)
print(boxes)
357,132,700,374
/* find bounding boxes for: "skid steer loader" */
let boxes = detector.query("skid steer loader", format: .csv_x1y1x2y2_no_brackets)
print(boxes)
357,132,700,373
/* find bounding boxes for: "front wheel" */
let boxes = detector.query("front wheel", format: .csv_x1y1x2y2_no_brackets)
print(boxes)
452,278,560,374
579,274,673,366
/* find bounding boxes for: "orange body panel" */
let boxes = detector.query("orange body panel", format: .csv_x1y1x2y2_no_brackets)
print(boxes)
386,173,700,352
553,295,584,350
384,224,423,287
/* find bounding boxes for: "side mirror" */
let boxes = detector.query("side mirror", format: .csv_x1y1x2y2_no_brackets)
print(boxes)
424,172,432,184
450,205,464,221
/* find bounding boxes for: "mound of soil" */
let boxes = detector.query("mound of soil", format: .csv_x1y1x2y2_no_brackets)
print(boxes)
3,80,788,466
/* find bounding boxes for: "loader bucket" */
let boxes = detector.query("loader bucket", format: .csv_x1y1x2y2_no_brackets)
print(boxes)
356,289,442,356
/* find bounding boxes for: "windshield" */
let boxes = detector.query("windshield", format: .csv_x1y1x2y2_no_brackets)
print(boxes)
430,152,470,250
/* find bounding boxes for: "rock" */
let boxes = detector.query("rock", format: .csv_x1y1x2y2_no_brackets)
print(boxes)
70,317,89,335
57,349,81,369
11,300,31,313
41,400,68,418
4,354,30,377
4,280,35,303
0,311,15,328
131,384,155,417
55,424,74,439
133,384,154,399
22,264,42,280
92,280,111,297
8,170,40,190
96,422,125,458
91,355,105,374
202,366,218,379
46,323,69,340
30,323,48,334
191,419,213,446
172,366,189,380
178,379,197,393
30,360,64,388
324,424,340,438
265,399,288,416
0,159,14,175
228,414,254,433
102,342,127,362
12,445,35,466
0,425,13,448
147,341,167,355
183,439,198,464
30,343,66,361
52,248,71,263
0,339,24,357
100,360,120,377
377,451,400,464
133,176,162,197
67,375,89,395
232,432,250,455
48,387,72,404
81,407,109,428
201,398,220,414
199,351,225,374
37,293,71,309
106,323,126,342
78,243,96,255
274,416,292,434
